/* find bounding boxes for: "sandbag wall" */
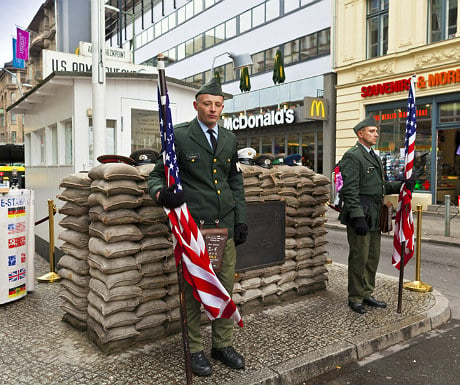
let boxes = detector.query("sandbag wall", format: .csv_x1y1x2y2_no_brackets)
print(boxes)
233,164,330,314
56,162,330,352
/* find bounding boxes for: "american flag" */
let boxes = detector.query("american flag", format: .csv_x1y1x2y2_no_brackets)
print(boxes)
392,76,416,269
156,60,243,327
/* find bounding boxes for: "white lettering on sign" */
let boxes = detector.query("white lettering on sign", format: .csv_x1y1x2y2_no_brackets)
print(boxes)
42,50,157,78
223,108,295,130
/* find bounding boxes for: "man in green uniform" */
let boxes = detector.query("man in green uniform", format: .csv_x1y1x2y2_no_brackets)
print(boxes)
148,77,247,376
338,116,412,314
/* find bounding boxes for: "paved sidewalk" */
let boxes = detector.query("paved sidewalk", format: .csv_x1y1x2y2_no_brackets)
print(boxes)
0,250,450,385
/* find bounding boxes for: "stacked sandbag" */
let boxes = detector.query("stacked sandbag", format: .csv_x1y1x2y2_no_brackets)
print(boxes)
83,162,177,351
232,164,331,313
56,173,92,330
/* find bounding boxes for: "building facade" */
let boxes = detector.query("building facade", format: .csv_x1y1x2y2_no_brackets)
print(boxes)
106,0,336,177
334,0,460,205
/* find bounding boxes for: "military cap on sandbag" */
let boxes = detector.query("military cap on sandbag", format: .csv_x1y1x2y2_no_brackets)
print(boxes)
284,154,302,166
272,153,286,165
353,116,377,134
97,154,135,165
129,148,159,165
195,77,224,98
237,147,257,165
253,153,275,169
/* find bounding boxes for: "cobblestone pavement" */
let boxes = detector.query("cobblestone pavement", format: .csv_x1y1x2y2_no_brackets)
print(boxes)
0,251,450,385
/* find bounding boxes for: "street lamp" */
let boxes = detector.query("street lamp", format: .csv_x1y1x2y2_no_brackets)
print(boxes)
209,51,253,80
0,67,31,97
105,4,135,64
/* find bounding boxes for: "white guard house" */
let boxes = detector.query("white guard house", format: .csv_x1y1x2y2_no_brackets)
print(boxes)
8,53,199,258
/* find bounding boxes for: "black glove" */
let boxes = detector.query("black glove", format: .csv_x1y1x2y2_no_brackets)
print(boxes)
234,223,248,246
353,217,369,236
157,184,185,209
404,176,415,193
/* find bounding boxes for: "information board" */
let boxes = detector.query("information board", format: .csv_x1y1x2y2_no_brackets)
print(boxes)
0,190,32,304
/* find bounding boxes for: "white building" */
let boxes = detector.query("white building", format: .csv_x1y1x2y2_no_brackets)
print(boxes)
106,0,336,177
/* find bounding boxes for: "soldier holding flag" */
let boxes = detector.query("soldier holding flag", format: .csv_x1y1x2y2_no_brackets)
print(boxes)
149,76,248,376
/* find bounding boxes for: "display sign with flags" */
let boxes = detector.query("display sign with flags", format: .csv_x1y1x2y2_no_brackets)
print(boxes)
16,27,30,61
12,38,25,69
392,76,417,270
156,58,243,327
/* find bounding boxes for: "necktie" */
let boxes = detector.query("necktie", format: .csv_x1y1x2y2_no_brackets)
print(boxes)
207,129,217,153
370,149,378,160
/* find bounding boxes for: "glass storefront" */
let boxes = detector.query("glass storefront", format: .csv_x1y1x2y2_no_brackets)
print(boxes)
235,122,323,173
369,98,460,204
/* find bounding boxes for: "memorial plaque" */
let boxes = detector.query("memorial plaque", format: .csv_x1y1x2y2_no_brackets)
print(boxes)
236,201,285,272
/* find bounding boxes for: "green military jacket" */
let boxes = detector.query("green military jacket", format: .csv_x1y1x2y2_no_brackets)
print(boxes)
148,118,246,239
338,142,401,231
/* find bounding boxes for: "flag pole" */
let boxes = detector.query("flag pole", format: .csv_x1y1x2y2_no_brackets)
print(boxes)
157,54,193,385
397,241,405,313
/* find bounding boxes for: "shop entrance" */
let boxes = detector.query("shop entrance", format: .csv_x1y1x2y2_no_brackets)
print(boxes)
437,128,460,204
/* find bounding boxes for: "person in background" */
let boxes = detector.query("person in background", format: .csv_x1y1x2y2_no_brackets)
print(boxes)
148,77,248,376
338,116,413,314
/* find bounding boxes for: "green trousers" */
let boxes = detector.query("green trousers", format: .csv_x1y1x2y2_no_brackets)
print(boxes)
346,226,381,304
185,238,237,353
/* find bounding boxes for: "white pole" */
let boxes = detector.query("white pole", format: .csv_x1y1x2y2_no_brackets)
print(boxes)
91,0,106,164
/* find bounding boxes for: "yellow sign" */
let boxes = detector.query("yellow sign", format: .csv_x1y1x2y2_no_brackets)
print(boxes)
304,97,328,120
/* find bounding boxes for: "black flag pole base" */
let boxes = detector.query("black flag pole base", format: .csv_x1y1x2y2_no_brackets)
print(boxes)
404,280,433,292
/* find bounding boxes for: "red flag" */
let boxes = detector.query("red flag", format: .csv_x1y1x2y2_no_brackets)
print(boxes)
392,77,416,269
157,59,243,326
16,28,29,61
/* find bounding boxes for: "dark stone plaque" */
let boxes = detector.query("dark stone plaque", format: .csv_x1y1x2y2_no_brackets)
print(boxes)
235,201,286,272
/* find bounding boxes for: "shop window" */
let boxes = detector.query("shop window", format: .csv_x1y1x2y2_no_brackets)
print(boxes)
261,135,272,154
366,0,388,58
428,0,457,43
373,105,432,191
274,135,286,155
439,101,460,123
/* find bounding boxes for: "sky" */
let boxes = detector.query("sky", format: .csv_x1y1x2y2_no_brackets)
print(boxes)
0,0,45,67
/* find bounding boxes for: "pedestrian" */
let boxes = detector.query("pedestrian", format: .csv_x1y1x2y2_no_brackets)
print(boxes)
338,116,413,314
148,77,248,376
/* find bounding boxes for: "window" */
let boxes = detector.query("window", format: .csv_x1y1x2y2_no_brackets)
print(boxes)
64,120,73,165
240,10,252,33
284,0,299,14
11,113,17,125
429,0,457,43
300,33,317,59
50,124,58,165
266,0,280,21
11,131,16,143
367,0,388,58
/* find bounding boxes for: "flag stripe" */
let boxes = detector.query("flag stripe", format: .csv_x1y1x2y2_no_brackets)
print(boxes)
392,77,416,269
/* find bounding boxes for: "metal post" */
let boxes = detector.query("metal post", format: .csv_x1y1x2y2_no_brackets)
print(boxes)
404,205,432,292
37,200,61,282
444,195,450,237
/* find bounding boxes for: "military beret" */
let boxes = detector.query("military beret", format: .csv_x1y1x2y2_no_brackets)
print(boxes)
253,153,275,169
129,148,159,165
237,147,257,165
196,77,224,98
284,154,302,166
353,116,377,134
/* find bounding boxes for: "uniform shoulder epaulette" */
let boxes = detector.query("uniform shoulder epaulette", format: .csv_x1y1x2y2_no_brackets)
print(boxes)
174,121,190,129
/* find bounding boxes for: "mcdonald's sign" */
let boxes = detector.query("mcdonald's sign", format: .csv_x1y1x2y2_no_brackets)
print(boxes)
304,97,328,120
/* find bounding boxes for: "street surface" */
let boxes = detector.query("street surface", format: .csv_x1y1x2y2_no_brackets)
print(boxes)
303,228,460,385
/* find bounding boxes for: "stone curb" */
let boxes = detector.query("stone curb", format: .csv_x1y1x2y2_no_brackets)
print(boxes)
231,279,451,385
